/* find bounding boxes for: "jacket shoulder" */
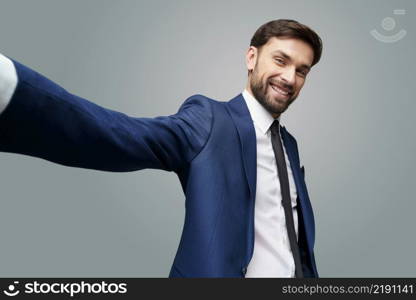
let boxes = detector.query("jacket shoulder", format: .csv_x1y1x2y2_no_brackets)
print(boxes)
179,94,224,108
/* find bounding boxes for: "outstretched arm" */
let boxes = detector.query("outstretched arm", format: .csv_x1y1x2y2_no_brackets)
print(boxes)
0,54,213,172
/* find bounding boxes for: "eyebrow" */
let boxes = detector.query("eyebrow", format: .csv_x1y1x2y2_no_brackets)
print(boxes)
271,50,312,71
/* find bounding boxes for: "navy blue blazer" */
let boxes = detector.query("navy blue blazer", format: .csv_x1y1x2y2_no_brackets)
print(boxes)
0,59,318,277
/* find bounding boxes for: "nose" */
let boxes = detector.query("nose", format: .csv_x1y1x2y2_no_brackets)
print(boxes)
280,67,296,87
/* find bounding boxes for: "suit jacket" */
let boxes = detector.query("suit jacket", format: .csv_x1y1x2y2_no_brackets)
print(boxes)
0,59,318,277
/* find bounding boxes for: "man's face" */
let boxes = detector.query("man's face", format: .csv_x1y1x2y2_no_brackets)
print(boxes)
246,37,314,118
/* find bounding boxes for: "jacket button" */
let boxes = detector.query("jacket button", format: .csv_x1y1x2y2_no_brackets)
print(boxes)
241,267,247,275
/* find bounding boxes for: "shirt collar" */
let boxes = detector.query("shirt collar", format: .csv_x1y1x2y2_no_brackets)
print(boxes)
242,89,280,135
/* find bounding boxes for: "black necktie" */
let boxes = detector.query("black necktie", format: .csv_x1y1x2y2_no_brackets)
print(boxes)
270,120,303,278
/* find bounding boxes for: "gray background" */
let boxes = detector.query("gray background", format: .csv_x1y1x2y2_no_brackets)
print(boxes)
0,0,414,277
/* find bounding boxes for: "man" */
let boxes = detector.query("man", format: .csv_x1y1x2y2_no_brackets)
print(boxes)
0,19,322,277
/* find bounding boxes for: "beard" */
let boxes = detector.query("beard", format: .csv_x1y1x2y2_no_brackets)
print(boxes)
249,68,297,117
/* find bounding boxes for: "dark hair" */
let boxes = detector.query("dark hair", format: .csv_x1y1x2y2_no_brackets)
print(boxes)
250,19,323,66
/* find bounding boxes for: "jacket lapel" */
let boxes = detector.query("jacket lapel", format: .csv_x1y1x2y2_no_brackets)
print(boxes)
225,94,257,203
280,127,316,253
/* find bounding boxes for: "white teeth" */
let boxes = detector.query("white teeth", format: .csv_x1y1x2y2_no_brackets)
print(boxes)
271,84,289,95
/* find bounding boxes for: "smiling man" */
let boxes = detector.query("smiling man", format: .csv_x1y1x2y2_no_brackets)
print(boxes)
247,26,317,118
0,19,322,278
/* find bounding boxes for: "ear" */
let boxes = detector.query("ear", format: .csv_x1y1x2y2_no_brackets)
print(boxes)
245,46,257,72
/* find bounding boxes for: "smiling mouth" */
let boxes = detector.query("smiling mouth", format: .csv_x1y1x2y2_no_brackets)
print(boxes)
269,82,292,98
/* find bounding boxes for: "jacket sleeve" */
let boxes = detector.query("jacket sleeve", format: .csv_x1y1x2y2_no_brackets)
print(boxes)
0,59,213,172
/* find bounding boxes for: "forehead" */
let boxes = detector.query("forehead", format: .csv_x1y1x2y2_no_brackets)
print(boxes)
260,37,314,67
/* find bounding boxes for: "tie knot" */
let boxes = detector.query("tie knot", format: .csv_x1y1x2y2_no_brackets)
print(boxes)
270,120,280,136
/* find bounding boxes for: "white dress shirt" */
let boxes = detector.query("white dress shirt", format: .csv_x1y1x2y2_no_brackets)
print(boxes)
242,89,299,278
0,53,300,277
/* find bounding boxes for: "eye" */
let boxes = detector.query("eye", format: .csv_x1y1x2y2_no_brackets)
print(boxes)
297,70,308,78
274,58,285,65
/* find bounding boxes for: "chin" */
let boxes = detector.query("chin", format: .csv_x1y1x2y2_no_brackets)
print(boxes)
267,97,292,114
